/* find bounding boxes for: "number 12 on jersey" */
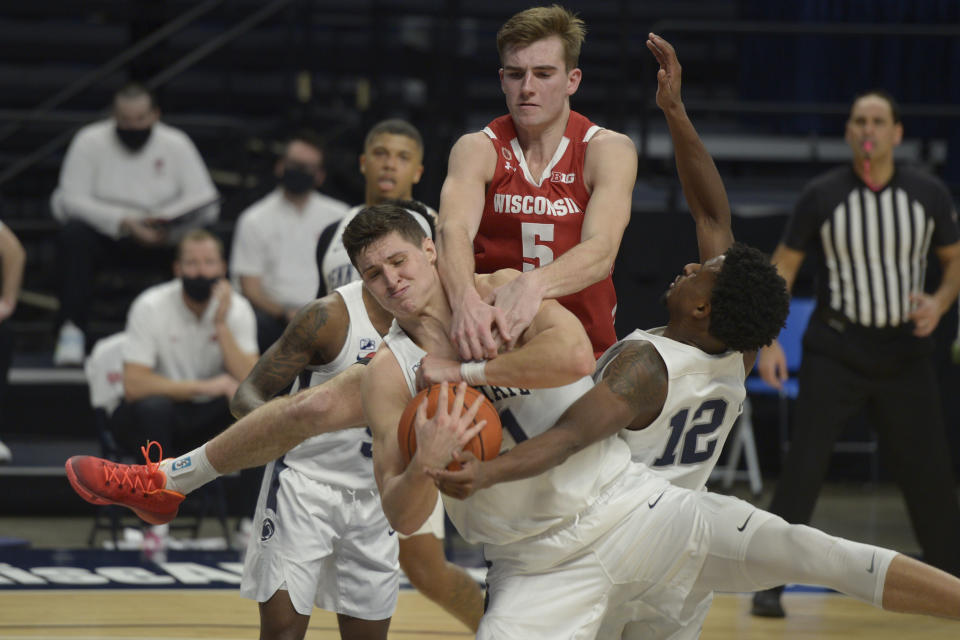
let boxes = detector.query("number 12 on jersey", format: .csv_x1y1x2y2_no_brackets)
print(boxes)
653,399,728,466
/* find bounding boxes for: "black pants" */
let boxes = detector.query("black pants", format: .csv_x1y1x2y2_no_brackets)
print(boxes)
57,219,173,332
110,395,233,458
766,347,960,576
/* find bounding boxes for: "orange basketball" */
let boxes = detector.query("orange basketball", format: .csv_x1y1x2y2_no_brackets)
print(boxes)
397,384,502,470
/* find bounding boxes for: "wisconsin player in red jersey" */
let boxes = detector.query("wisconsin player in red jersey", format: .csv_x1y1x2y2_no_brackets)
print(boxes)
436,5,637,360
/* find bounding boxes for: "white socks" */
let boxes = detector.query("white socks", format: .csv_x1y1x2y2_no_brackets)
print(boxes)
159,444,220,495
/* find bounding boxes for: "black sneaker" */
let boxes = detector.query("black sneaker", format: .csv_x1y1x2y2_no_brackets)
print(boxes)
751,586,786,618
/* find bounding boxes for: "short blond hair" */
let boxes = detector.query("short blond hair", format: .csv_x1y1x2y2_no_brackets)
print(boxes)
497,5,586,71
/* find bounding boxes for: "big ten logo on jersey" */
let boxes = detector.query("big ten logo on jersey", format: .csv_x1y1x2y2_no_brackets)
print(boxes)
551,171,575,184
491,193,582,217
355,337,378,362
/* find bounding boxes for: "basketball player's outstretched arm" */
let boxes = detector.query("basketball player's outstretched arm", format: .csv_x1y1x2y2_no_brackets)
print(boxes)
436,132,507,361
649,33,731,263
231,295,348,417
430,341,666,498
652,33,761,372
201,295,365,476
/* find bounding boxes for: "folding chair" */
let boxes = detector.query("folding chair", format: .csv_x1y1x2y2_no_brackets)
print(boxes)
83,332,134,547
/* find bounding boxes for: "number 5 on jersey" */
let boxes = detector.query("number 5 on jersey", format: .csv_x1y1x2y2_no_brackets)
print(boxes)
522,222,554,270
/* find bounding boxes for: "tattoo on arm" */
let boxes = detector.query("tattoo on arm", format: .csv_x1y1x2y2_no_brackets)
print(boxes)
601,342,668,420
247,301,330,395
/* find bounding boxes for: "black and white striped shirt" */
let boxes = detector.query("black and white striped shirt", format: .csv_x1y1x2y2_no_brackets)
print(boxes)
784,165,959,329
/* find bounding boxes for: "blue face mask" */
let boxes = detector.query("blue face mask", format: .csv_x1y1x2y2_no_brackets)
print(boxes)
181,275,218,302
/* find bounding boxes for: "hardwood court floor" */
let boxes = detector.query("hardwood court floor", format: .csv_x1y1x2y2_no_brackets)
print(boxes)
0,589,957,639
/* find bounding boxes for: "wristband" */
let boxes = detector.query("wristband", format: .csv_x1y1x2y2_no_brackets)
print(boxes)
459,360,488,386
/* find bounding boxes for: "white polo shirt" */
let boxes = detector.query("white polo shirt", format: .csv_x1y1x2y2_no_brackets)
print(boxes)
230,189,348,309
50,119,219,239
123,279,258,389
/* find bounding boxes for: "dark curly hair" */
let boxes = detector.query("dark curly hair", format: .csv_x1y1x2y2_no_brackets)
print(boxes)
709,242,789,352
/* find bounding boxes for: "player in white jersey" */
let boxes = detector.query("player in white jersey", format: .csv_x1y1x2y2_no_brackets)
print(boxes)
66,142,485,633
233,203,481,637
342,204,703,638
234,280,398,639
597,327,746,492
311,118,480,631
425,34,960,638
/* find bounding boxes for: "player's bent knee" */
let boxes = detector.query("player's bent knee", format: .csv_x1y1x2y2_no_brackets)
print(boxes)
399,535,447,590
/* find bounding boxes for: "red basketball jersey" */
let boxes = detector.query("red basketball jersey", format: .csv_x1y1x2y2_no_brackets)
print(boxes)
476,111,617,357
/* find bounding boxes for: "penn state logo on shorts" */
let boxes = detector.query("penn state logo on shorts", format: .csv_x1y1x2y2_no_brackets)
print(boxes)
260,517,276,542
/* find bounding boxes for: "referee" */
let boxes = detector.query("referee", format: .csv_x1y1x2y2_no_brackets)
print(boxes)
751,90,960,618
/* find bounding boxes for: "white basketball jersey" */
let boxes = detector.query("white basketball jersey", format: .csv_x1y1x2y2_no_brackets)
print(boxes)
383,321,631,546
596,328,746,491
280,281,381,490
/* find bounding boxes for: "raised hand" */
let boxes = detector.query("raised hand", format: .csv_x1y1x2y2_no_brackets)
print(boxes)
646,33,683,113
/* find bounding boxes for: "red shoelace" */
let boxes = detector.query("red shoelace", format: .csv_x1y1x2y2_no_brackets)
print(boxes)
102,440,164,493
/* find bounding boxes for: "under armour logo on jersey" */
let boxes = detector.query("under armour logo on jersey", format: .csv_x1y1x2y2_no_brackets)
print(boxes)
551,171,575,183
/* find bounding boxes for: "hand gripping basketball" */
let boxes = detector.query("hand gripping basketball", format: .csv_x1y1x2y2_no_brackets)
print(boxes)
397,382,502,471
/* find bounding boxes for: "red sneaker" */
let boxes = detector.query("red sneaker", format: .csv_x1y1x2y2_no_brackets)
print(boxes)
65,441,185,525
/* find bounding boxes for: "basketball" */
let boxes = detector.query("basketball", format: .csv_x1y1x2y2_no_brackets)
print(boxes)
397,384,502,470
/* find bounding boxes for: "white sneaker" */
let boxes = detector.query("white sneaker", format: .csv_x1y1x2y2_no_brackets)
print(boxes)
0,438,10,463
53,321,85,366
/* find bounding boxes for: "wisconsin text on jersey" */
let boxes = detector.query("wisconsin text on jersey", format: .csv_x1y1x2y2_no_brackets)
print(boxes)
491,193,583,217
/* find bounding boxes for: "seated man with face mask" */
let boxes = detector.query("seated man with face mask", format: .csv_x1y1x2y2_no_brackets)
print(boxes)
230,131,349,352
50,83,220,366
110,229,259,460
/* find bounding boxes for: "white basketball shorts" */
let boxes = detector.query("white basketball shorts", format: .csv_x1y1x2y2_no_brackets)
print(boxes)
240,459,400,619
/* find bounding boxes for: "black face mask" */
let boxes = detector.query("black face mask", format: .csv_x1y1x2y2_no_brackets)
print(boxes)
115,125,153,152
182,275,218,303
280,167,315,195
